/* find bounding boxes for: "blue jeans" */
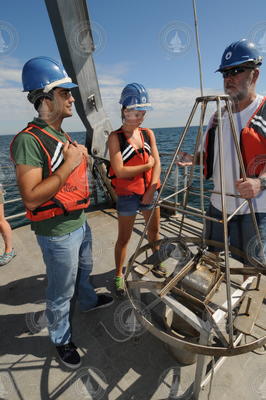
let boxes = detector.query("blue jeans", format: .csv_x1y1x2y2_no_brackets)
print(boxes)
37,222,98,345
206,204,266,264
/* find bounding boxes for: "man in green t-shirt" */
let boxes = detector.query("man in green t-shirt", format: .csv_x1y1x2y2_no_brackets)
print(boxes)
11,57,113,369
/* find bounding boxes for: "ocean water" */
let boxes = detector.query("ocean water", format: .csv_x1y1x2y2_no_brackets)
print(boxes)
0,126,205,228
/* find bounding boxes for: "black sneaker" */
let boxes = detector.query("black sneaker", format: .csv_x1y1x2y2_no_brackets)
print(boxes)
83,294,114,312
56,341,81,369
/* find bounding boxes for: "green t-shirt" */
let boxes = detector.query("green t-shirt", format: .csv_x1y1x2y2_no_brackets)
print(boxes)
11,118,86,236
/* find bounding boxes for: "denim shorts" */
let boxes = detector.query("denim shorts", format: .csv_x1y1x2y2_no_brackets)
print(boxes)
116,192,158,216
205,203,266,264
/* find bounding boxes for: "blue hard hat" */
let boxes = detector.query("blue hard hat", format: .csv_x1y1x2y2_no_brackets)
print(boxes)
119,82,152,110
217,39,263,72
22,56,78,92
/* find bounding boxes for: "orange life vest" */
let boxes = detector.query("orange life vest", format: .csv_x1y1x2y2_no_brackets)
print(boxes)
10,124,90,221
109,127,160,196
204,97,266,179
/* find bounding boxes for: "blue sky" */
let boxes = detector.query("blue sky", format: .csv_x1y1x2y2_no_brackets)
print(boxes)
1,0,266,134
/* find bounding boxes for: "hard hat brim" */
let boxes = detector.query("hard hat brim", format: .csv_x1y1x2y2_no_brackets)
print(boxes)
23,81,78,93
131,106,153,111
216,59,262,72
56,82,78,89
126,104,153,111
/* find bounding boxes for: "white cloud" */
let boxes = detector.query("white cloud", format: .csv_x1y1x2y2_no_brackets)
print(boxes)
0,68,20,86
96,61,132,77
0,56,21,69
95,62,222,128
100,85,222,130
98,75,124,86
0,88,30,117
0,57,21,88
148,87,222,128
0,87,86,135
0,58,221,135
0,83,222,135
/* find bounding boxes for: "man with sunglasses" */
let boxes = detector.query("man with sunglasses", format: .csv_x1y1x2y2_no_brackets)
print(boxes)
179,39,266,267
205,39,266,268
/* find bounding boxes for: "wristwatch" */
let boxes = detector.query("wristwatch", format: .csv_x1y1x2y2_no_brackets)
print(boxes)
258,176,266,191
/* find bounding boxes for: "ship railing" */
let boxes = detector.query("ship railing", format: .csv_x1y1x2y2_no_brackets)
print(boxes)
159,151,209,218
1,154,207,225
0,174,25,221
4,197,25,221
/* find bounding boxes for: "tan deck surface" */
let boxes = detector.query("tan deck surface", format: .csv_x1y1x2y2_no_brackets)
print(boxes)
0,209,265,400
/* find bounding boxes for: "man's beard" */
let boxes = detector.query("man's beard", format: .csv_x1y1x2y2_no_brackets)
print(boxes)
225,88,246,102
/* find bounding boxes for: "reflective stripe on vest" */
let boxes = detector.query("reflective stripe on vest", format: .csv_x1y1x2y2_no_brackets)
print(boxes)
109,127,158,196
241,97,266,176
10,124,90,221
204,97,266,179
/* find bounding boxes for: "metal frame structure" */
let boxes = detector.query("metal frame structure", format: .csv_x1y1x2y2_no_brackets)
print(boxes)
45,0,112,160
125,95,266,399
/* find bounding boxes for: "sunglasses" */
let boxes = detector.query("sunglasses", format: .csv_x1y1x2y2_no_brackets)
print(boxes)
221,66,255,79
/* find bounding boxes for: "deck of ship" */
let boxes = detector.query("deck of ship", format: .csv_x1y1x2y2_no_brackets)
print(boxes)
0,208,265,400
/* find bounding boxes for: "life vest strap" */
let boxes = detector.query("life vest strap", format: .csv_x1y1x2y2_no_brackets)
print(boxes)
32,202,61,215
77,198,90,205
51,197,69,216
32,196,90,216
